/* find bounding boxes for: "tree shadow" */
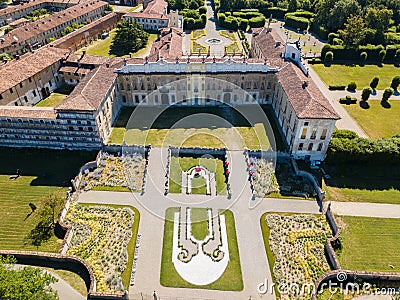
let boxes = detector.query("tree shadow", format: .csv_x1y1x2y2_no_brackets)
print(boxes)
381,100,391,109
25,220,54,248
359,101,370,109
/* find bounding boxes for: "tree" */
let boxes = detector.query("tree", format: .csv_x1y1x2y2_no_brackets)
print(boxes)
287,0,297,12
109,20,149,57
391,76,400,91
347,81,357,91
370,77,379,89
395,49,400,65
365,7,393,38
0,255,58,300
338,15,366,47
327,0,361,31
382,88,394,101
361,87,373,101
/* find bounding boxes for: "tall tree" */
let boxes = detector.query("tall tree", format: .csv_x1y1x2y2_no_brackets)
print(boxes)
0,256,58,300
327,0,361,31
365,7,393,33
109,20,149,57
339,15,366,47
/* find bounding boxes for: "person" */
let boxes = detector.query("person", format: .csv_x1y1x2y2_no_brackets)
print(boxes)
153,290,158,300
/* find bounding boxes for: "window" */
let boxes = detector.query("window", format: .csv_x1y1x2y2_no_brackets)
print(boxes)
308,143,313,151
127,84,131,91
122,95,126,103
28,77,32,83
298,143,304,151
135,95,139,103
9,88,13,94
19,82,23,88
254,82,258,89
301,128,307,139
304,121,309,126
261,82,265,90
310,128,317,139
320,129,327,140
33,90,37,97
247,82,251,89
317,143,323,151
0,94,2,100
267,82,271,89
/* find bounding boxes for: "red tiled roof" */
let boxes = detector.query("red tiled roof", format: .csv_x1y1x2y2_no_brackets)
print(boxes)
56,59,122,111
277,63,340,120
0,1,107,50
124,11,168,20
252,27,284,68
0,46,69,93
143,0,167,15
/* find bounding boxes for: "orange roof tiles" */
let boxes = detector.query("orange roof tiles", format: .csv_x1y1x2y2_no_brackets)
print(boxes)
0,106,56,118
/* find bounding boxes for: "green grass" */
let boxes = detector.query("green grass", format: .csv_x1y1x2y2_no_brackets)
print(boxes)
78,203,140,289
42,267,87,296
160,208,243,290
190,208,209,241
311,64,400,89
325,186,400,205
0,148,96,252
225,41,241,55
35,86,74,107
219,30,236,41
77,30,157,58
191,41,208,55
342,100,400,138
338,216,400,272
91,185,131,192
168,156,226,195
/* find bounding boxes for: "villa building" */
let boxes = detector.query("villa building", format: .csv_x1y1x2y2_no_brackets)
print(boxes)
0,0,108,55
0,10,340,161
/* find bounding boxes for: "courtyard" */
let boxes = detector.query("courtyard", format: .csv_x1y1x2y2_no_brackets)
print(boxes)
108,106,275,150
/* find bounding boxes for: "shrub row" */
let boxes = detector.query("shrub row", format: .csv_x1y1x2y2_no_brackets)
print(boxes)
184,16,206,29
218,13,265,30
327,132,400,163
259,7,287,19
322,44,400,62
284,14,309,31
328,85,346,91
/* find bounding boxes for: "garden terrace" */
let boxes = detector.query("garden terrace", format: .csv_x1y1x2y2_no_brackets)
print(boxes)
160,207,243,290
0,148,96,252
79,151,146,192
64,203,140,292
261,213,333,300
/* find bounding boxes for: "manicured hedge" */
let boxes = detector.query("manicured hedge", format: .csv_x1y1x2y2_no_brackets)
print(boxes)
259,7,287,19
284,14,309,31
329,85,346,90
310,22,328,40
321,44,399,62
249,16,266,28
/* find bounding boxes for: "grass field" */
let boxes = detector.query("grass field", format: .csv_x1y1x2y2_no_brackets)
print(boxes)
169,156,226,195
338,216,400,272
342,100,400,138
311,64,400,89
76,30,157,58
190,208,209,241
42,267,87,296
35,86,74,107
0,148,96,251
107,106,273,150
79,203,140,289
160,208,243,290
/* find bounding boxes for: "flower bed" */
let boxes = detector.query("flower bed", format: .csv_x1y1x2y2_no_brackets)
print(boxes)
265,214,332,299
225,41,241,55
80,153,145,192
191,41,208,55
64,204,134,292
190,29,206,40
249,158,279,197
219,30,236,41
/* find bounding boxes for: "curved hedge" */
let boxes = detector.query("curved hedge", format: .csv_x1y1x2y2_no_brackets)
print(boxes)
284,14,309,31
321,44,400,62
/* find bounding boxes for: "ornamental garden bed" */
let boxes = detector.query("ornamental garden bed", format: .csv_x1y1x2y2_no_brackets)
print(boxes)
190,29,206,40
261,212,333,299
64,203,140,292
160,207,243,290
80,152,146,192
191,41,208,55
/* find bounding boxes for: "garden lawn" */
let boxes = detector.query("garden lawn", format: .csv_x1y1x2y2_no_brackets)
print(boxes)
0,148,96,252
169,156,226,195
338,216,400,272
342,100,400,138
76,30,157,58
35,86,74,107
42,267,87,296
311,64,400,89
190,208,209,241
77,203,140,289
160,208,243,290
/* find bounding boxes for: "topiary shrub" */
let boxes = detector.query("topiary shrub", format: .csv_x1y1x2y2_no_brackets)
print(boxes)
248,16,266,28
382,88,394,101
328,32,340,45
361,87,373,101
324,51,333,64
360,52,367,63
390,76,400,91
378,49,386,62
347,81,357,91
328,85,346,90
370,77,379,89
